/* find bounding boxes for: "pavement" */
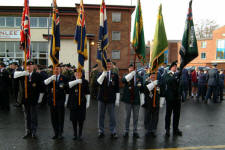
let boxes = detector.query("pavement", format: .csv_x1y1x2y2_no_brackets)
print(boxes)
0,96,225,150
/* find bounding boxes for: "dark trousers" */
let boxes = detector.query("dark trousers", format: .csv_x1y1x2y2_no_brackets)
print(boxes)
72,120,84,137
144,108,159,133
50,106,65,136
23,104,38,134
206,86,218,102
165,101,181,131
0,90,9,110
219,86,224,101
188,81,192,96
197,85,207,101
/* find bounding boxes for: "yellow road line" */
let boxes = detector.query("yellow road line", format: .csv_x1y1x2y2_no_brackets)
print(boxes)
139,145,225,150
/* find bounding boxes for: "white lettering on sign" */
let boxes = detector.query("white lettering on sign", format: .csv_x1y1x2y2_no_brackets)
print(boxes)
0,30,20,39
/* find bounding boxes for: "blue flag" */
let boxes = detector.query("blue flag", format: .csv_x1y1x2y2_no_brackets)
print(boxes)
50,0,60,65
97,0,108,71
74,0,88,70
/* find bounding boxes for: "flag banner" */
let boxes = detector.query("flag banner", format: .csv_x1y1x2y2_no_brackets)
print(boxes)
132,0,146,64
179,0,198,70
50,0,60,65
20,0,31,59
74,0,88,71
150,4,168,72
96,0,109,71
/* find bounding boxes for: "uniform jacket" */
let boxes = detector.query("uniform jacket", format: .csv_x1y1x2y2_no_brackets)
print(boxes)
67,77,90,110
219,73,224,88
142,80,160,110
207,68,219,86
198,72,207,86
121,73,144,105
97,71,119,104
48,74,68,107
0,68,10,92
164,71,180,102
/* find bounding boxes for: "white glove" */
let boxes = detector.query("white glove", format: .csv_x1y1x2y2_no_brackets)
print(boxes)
14,71,29,78
85,94,90,109
97,71,107,85
64,94,69,108
140,93,145,106
69,79,82,88
146,82,155,91
160,97,165,108
125,71,136,82
115,93,120,107
44,75,56,85
38,93,44,104
153,80,158,86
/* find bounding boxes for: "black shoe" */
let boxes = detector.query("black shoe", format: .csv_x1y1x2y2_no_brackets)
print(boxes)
150,132,156,138
133,132,140,138
58,135,64,140
52,135,58,140
165,130,170,137
23,133,31,139
78,136,83,141
173,129,182,136
31,133,37,139
123,132,129,138
98,133,105,138
111,133,118,139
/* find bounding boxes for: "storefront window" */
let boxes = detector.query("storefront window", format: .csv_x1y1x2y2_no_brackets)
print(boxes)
216,39,225,60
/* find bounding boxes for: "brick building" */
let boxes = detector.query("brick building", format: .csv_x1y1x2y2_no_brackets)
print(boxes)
0,4,135,79
177,26,225,70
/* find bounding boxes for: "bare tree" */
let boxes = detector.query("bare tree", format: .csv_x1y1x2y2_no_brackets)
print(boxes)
195,19,219,39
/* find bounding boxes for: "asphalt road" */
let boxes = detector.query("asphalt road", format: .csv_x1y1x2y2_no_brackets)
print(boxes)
0,96,225,150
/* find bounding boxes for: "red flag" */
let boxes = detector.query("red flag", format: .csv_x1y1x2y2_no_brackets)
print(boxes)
20,0,31,59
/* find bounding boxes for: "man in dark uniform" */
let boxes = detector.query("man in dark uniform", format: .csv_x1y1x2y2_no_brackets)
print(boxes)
90,64,99,101
14,61,44,139
197,68,207,102
143,72,159,137
97,59,120,139
121,64,144,138
44,64,68,140
219,69,224,102
0,62,10,111
164,61,182,137
66,69,90,140
205,63,219,103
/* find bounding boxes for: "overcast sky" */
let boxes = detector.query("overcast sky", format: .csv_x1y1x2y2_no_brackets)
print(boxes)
0,0,224,42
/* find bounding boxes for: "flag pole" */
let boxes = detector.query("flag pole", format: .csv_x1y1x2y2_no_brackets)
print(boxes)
53,64,56,106
152,59,158,108
24,39,28,99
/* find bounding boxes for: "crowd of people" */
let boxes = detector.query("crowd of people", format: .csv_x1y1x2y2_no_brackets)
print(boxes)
0,59,224,141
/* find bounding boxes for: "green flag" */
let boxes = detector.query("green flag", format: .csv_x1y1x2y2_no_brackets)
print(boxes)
179,0,198,70
132,0,146,64
150,4,168,72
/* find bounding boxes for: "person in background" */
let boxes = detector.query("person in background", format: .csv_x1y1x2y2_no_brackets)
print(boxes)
191,68,198,99
218,69,224,102
197,68,207,102
180,68,189,102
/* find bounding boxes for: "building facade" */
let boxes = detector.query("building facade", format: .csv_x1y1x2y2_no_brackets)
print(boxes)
177,26,225,70
0,4,135,79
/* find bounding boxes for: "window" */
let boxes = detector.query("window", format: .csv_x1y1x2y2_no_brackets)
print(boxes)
6,17,14,27
112,31,120,41
201,41,207,48
0,41,48,66
112,12,121,22
39,17,48,27
112,50,120,59
216,39,225,60
201,52,206,59
0,17,5,27
15,17,21,27
30,17,38,27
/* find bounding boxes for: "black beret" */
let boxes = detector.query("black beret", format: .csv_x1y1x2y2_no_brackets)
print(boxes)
106,59,111,62
212,63,217,66
26,61,33,65
169,60,177,70
129,63,134,68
